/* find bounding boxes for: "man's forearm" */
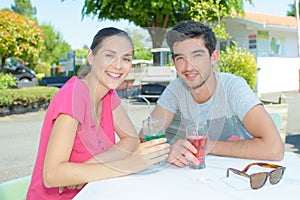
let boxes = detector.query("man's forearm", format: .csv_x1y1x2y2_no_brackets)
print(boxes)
207,138,284,161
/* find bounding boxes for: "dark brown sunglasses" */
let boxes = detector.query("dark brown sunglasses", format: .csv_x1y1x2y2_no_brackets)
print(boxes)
226,162,286,189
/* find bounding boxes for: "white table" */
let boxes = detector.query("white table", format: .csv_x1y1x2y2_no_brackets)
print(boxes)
74,152,300,200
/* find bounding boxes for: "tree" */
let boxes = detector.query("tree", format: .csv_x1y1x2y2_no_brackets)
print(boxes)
287,1,299,17
11,0,37,20
79,0,252,48
81,0,188,49
190,0,231,40
0,10,44,71
39,23,72,66
75,48,88,60
126,28,152,60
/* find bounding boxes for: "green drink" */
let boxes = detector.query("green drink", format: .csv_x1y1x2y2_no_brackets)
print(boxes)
141,118,166,167
141,118,166,142
144,131,166,141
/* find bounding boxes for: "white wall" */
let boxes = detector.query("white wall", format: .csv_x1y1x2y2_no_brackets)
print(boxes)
268,30,298,58
225,18,298,58
256,57,300,94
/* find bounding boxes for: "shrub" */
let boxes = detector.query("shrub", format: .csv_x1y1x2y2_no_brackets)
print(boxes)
0,86,59,107
217,44,257,90
0,72,17,89
33,62,51,76
36,73,45,84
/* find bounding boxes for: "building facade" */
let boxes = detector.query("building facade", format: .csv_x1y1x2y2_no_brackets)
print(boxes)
223,12,299,94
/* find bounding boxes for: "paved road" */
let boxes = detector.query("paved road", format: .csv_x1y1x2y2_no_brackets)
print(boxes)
0,111,44,183
0,97,299,183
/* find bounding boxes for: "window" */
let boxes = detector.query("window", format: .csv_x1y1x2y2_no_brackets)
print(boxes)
219,40,235,51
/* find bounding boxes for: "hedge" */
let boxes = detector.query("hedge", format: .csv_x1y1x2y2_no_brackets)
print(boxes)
0,86,59,107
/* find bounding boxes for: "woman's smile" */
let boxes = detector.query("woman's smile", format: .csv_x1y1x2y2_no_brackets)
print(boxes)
106,71,122,79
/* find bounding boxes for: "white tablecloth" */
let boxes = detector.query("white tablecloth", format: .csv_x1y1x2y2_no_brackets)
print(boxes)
74,152,300,200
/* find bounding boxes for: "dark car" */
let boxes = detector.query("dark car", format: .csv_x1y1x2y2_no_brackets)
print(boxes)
3,57,38,86
138,65,176,100
140,83,166,98
40,76,71,88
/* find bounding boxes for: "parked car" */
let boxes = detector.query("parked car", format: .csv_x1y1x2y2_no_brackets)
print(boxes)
40,76,71,88
3,57,38,87
139,65,177,99
139,48,177,100
140,83,167,97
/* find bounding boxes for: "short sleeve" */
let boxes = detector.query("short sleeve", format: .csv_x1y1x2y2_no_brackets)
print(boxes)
227,76,262,121
157,79,181,114
47,77,88,124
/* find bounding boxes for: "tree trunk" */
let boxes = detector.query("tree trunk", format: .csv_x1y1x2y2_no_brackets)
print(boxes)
146,27,168,66
0,57,6,72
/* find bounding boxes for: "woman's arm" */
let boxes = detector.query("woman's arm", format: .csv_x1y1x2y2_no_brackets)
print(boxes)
43,113,170,188
88,104,140,163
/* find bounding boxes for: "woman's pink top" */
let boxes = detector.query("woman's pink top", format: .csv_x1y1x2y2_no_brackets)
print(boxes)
26,76,121,199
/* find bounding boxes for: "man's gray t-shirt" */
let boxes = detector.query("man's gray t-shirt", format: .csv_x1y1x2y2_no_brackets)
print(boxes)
157,72,261,141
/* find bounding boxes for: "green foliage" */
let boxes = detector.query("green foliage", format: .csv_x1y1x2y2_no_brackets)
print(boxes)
217,44,257,90
0,72,17,89
0,10,44,68
79,0,252,48
134,48,152,60
39,23,72,65
1,2,72,71
190,0,231,40
11,0,37,20
82,0,187,28
33,62,51,76
81,0,189,48
166,62,174,66
0,86,59,107
127,28,145,49
126,28,152,60
75,48,88,60
287,1,299,16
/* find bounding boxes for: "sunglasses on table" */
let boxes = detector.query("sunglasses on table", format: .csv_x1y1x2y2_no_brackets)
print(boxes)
226,162,286,189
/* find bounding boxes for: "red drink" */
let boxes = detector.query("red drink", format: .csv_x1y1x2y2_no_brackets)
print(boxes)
186,135,207,168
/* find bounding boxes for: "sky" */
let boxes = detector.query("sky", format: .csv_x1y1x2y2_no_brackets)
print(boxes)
0,0,295,49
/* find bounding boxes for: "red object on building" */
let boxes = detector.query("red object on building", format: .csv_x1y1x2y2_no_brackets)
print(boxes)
248,34,256,39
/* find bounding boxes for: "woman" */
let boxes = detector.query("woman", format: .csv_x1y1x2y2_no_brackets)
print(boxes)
26,27,170,199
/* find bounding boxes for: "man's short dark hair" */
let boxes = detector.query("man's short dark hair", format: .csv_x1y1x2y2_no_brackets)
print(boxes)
166,20,217,56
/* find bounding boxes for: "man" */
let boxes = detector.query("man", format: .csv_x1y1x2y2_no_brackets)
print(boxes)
151,20,284,168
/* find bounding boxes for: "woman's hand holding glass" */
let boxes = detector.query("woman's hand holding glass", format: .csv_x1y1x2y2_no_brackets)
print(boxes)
126,137,170,173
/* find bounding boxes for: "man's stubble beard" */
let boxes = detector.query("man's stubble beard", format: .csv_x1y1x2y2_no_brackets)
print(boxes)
191,68,212,90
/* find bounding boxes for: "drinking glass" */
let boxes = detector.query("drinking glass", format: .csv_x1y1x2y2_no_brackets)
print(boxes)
186,124,208,169
141,118,166,142
141,118,166,166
